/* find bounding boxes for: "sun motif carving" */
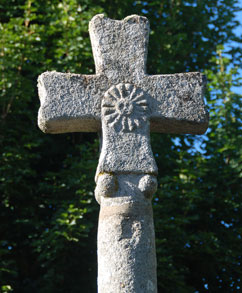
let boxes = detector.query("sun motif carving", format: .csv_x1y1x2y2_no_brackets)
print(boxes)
102,83,149,132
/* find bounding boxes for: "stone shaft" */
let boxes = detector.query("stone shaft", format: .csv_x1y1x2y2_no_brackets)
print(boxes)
98,202,156,292
97,174,157,293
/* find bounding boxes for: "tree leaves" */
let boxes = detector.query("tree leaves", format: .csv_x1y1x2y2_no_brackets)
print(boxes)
0,0,242,292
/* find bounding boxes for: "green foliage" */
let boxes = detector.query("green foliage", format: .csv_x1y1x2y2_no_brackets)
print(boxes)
153,48,242,291
0,0,241,292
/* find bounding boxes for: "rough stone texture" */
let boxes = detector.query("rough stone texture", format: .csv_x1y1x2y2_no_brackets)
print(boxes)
96,174,157,292
37,72,106,133
38,72,207,135
98,207,156,292
38,14,208,136
37,13,209,293
96,83,158,177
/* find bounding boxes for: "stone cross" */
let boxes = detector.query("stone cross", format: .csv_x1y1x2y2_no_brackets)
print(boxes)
37,14,208,293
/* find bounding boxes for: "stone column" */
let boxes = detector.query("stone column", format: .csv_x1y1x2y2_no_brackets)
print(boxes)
96,174,157,293
95,82,158,292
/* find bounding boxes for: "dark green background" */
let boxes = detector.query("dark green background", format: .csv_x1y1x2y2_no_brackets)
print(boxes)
1,0,242,292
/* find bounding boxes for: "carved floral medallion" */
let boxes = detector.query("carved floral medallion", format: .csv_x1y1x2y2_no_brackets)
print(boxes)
102,83,149,132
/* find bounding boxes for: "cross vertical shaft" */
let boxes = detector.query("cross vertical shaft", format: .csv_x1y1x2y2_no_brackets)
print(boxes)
37,14,208,293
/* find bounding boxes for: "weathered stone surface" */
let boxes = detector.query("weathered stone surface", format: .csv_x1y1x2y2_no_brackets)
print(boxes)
37,72,106,133
37,13,209,293
89,14,149,81
97,174,157,292
96,83,158,177
38,14,208,136
38,71,207,135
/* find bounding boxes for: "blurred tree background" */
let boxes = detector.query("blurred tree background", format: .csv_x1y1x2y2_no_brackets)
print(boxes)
0,0,242,292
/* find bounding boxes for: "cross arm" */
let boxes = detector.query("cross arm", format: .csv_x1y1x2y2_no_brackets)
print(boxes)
37,71,108,134
141,72,208,134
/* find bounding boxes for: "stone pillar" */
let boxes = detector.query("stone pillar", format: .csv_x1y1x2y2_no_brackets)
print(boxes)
96,174,157,293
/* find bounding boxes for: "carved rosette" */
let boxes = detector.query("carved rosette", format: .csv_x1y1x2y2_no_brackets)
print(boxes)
101,83,149,132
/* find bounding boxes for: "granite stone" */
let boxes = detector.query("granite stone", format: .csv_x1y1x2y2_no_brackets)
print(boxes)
37,14,209,293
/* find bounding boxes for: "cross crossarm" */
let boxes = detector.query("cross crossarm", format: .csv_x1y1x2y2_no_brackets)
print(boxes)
38,71,108,134
140,72,208,134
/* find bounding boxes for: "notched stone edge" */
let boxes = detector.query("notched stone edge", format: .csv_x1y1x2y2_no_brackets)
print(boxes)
123,14,149,24
89,13,149,27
